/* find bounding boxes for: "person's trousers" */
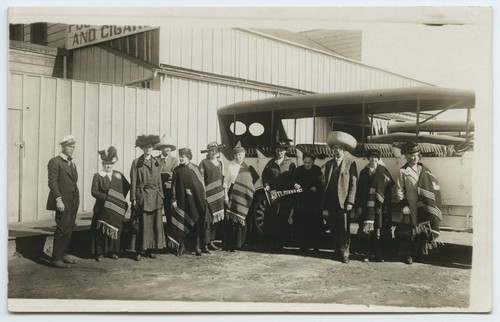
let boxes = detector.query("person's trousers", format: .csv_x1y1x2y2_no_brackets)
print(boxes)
327,210,351,257
52,199,79,261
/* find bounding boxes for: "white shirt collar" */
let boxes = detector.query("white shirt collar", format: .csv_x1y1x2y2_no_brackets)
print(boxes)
99,170,113,179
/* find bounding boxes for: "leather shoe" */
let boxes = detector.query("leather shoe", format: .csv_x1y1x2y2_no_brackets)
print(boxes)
62,256,77,264
134,254,141,261
52,260,71,268
201,245,211,254
95,254,104,262
147,252,157,259
406,256,413,265
109,253,119,260
176,243,186,257
342,256,349,264
207,242,221,251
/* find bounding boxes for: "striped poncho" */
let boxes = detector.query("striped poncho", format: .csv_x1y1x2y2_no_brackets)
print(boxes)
199,158,225,223
360,164,394,235
415,164,443,243
168,162,206,250
97,172,129,240
226,162,258,226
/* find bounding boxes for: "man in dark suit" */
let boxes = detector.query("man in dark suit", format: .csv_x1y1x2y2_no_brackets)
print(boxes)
46,135,80,268
323,131,358,264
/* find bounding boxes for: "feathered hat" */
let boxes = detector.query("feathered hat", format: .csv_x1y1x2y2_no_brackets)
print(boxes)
135,134,160,148
98,146,118,163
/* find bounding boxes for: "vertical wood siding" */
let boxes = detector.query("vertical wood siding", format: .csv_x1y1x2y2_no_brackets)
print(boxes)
160,27,428,93
72,46,154,87
8,73,161,222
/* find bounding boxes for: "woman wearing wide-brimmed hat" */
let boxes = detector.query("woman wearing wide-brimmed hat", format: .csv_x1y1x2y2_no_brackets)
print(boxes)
90,147,130,261
395,142,443,265
261,139,297,250
355,148,394,263
129,134,167,261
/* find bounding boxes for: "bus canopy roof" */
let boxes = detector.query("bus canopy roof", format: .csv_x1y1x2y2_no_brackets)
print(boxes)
217,86,475,118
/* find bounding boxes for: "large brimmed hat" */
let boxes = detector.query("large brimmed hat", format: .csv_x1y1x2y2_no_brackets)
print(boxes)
326,131,357,150
98,146,118,163
233,141,245,154
402,141,420,154
201,141,225,153
154,135,177,151
135,134,160,148
273,139,293,149
60,134,76,146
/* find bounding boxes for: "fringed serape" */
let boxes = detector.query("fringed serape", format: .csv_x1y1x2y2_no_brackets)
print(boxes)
97,175,128,240
362,165,394,235
415,164,443,253
227,163,256,227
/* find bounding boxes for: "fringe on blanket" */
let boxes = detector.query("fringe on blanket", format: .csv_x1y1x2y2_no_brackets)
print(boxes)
97,220,119,240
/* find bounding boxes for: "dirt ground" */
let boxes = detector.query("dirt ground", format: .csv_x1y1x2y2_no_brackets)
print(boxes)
8,230,472,311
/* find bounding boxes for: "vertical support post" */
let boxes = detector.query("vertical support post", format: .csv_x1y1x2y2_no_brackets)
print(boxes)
466,108,472,140
232,114,236,148
270,111,275,146
312,107,316,144
293,118,297,146
416,99,421,140
361,102,366,144
370,113,374,141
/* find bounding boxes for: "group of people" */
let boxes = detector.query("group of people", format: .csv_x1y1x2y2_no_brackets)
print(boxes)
46,130,443,269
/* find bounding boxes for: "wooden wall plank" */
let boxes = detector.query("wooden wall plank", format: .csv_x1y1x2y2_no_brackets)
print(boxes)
147,90,160,135
9,73,23,110
98,84,113,151
197,81,209,161
21,75,41,222
123,87,138,176
8,109,22,222
37,77,58,220
176,79,189,150
136,89,148,136
191,27,203,72
187,80,200,163
70,81,86,211
111,86,126,173
83,82,99,211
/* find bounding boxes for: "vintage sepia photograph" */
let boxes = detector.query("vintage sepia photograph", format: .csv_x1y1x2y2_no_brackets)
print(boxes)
4,5,493,314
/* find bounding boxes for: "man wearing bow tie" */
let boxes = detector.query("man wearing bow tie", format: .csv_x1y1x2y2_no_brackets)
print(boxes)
46,135,80,268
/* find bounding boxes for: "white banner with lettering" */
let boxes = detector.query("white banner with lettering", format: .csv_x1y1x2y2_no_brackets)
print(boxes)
66,25,157,50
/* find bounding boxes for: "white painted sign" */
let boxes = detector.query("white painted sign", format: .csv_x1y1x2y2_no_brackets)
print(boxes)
66,25,157,50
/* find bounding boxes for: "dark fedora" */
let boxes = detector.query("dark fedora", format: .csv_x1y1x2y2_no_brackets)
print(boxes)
366,148,381,159
273,139,293,149
135,134,160,148
402,141,420,154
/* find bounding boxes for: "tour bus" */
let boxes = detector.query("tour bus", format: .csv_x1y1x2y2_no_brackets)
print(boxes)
216,86,475,236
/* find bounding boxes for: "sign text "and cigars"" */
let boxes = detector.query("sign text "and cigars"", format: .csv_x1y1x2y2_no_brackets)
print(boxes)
66,25,157,50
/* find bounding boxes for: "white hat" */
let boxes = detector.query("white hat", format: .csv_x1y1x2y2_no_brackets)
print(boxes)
60,134,76,146
326,131,357,150
154,135,177,151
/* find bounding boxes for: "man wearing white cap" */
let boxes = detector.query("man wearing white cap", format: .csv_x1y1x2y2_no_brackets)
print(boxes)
46,135,80,268
323,131,358,264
